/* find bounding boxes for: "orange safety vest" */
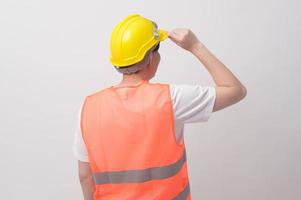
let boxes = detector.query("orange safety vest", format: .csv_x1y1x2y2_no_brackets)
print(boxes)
80,80,191,200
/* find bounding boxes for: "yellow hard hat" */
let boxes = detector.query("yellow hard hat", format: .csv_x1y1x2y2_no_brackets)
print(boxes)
110,14,168,67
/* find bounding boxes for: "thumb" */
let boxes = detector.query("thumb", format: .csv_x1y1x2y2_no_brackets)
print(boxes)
167,31,172,38
168,30,175,38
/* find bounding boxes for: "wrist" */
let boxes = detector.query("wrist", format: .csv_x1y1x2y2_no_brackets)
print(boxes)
190,42,205,54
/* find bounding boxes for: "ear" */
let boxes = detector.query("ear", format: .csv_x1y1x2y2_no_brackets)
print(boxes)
147,52,154,66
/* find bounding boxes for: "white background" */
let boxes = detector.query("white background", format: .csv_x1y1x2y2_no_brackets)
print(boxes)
1,0,300,199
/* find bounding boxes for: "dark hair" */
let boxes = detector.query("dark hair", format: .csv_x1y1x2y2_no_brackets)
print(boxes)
153,42,160,52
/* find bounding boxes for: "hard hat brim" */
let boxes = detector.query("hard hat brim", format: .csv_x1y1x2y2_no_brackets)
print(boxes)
158,29,168,41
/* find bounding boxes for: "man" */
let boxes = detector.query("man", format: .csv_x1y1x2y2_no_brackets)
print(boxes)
73,14,247,200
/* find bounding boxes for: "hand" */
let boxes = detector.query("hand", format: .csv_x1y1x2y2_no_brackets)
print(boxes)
168,28,202,52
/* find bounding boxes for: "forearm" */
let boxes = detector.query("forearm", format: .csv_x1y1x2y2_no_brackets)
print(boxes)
191,42,245,89
80,176,95,200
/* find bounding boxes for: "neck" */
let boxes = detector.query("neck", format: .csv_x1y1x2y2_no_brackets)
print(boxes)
119,73,149,85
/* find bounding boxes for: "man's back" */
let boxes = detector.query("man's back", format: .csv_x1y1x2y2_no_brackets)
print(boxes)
73,82,216,163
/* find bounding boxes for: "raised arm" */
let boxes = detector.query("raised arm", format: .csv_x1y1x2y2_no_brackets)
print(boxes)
168,29,247,112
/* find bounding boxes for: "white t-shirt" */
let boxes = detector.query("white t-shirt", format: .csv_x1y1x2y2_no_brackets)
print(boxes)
73,84,216,162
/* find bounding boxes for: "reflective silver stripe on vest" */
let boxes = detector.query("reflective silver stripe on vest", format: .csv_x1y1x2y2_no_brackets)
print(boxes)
173,182,190,200
93,149,187,185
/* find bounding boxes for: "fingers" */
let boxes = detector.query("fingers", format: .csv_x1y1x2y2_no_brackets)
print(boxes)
168,30,176,38
167,28,200,52
167,30,177,43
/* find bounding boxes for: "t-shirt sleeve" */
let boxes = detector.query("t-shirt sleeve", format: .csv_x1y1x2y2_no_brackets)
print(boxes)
170,84,216,124
72,103,89,162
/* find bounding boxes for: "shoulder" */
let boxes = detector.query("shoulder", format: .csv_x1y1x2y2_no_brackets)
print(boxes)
147,82,215,100
167,83,216,123
169,83,216,99
81,87,114,104
86,88,109,98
